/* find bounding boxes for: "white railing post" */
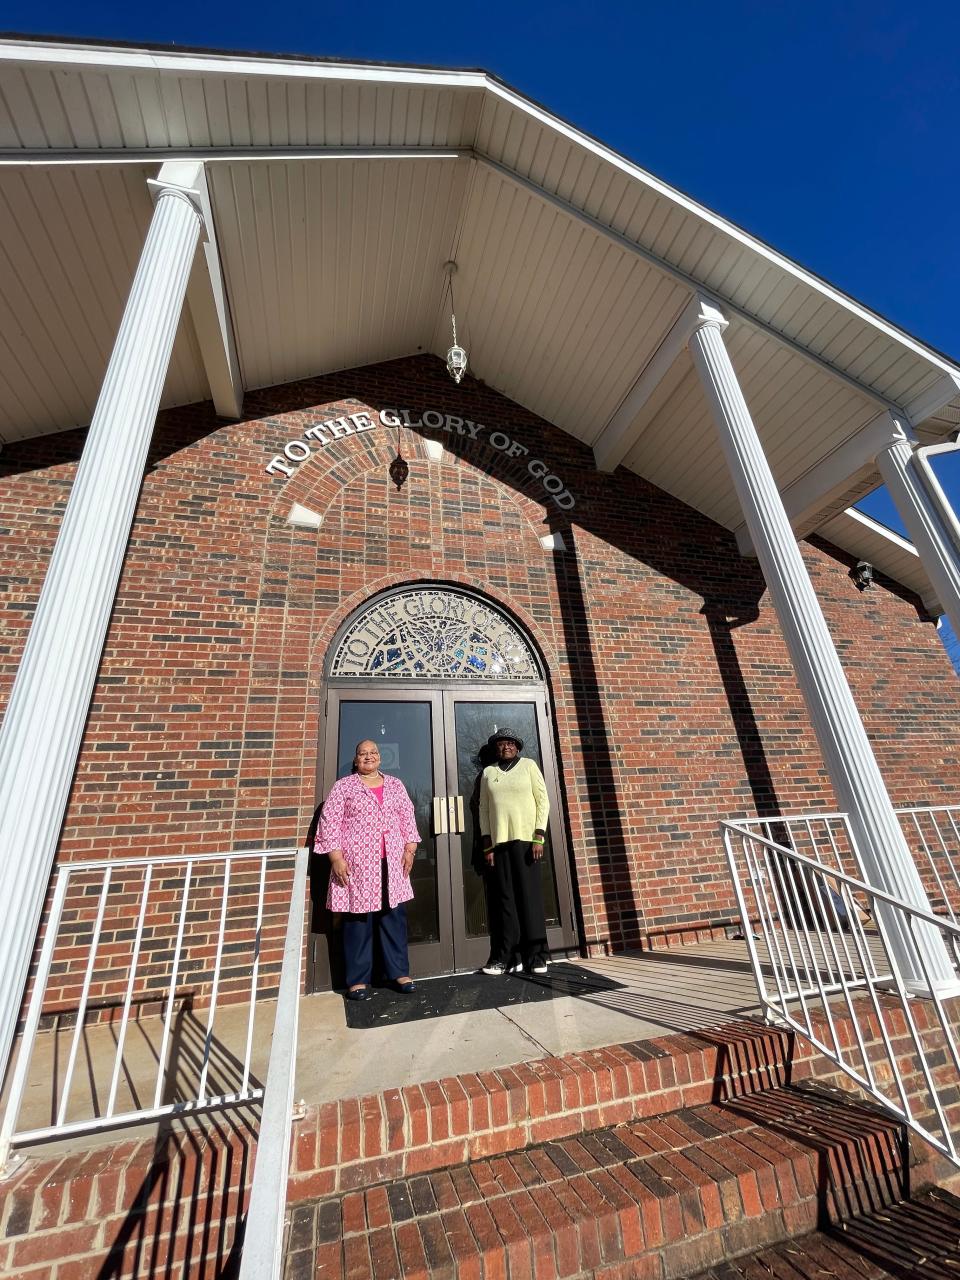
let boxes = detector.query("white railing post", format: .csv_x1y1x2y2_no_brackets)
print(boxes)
0,179,204,1085
239,845,309,1280
688,297,957,996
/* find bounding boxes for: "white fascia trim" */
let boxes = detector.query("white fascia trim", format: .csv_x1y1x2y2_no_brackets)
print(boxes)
5,37,959,404
901,372,960,425
484,79,960,389
0,146,468,166
841,506,919,557
0,39,489,87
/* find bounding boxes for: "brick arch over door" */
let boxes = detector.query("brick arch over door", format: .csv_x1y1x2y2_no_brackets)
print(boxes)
233,428,589,921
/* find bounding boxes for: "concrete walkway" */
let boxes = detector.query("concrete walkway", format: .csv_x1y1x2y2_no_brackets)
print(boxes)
2,941,765,1158
299,943,765,1103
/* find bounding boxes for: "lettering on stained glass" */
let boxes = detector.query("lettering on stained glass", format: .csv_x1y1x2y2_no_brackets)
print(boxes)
330,589,540,681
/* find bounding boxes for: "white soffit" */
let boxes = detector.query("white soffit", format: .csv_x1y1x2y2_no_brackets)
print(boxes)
817,508,941,615
0,162,206,443
622,318,880,531
0,35,957,484
208,156,470,392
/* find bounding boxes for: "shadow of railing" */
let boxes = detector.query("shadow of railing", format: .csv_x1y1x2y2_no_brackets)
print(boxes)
95,1104,259,1280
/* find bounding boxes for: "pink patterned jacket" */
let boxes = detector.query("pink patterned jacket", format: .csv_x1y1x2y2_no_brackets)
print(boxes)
318,773,421,913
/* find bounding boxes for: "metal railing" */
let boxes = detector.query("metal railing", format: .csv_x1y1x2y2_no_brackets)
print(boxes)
896,804,960,924
238,844,310,1280
0,844,302,1170
734,803,960,925
723,815,960,1168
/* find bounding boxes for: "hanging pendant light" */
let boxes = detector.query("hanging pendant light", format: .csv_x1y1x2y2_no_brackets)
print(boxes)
444,261,468,384
388,414,409,491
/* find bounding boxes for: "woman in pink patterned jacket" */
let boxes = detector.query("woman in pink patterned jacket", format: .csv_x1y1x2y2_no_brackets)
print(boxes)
318,739,421,1001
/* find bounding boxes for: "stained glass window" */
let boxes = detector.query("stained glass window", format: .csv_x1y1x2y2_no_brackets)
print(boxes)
330,588,540,681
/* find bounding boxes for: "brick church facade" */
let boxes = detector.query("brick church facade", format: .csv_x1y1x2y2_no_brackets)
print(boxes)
4,352,957,1005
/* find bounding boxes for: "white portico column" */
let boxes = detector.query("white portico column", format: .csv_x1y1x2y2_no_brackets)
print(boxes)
686,296,956,995
875,415,960,641
0,180,203,1079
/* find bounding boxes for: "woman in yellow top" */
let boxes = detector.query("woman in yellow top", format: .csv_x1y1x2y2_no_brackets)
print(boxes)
478,728,550,976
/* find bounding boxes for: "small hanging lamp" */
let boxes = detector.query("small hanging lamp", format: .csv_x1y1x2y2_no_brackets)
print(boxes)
443,261,468,384
388,414,409,491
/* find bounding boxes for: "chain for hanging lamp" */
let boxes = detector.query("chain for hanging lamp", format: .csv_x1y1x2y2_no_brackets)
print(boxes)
444,261,468,384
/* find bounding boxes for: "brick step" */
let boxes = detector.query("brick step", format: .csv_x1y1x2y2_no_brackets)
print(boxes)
288,1020,801,1202
288,999,955,1204
285,1081,947,1280
689,1185,960,1278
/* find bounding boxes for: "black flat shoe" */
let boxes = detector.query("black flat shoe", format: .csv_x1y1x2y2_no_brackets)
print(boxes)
346,987,371,1001
394,979,417,994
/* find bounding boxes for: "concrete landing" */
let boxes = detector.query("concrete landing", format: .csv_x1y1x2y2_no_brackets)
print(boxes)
4,941,764,1157
301,943,765,1105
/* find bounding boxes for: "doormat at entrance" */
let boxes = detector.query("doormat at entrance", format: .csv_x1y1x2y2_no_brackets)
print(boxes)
342,962,625,1028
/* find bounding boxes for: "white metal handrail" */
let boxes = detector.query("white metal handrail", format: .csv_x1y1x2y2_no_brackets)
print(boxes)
238,843,309,1280
723,816,960,1168
734,804,960,928
896,803,960,924
0,844,301,1170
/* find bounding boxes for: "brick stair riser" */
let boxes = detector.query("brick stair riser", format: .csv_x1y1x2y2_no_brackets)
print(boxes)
289,997,957,1201
290,1087,949,1280
2,1002,955,1280
289,1025,797,1202
0,1131,252,1280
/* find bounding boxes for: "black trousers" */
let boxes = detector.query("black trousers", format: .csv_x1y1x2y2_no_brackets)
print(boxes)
491,839,547,967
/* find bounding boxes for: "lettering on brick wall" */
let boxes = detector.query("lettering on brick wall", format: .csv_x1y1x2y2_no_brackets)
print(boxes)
265,406,576,510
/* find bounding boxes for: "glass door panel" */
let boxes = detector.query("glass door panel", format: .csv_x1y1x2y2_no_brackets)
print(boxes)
445,692,573,972
320,690,452,979
315,683,578,989
451,700,561,943
335,699,440,945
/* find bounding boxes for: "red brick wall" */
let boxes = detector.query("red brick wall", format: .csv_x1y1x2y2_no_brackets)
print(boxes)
2,354,959,1002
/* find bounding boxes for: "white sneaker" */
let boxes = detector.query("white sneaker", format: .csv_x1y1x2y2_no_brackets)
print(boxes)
481,962,507,976
530,962,548,974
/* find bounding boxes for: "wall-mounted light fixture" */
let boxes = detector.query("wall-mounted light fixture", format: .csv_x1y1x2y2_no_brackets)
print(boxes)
388,415,409,491
443,261,468,384
852,560,875,591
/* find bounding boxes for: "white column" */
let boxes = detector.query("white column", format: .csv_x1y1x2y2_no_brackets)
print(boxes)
0,182,203,1078
687,297,956,995
875,415,960,640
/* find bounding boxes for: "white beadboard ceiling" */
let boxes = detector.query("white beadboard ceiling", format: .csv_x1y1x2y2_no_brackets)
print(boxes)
0,37,958,610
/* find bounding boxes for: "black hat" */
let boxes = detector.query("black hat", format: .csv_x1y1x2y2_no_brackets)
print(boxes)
490,727,523,750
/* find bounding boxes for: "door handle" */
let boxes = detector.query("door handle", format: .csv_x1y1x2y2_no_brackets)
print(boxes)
433,797,448,835
446,795,466,834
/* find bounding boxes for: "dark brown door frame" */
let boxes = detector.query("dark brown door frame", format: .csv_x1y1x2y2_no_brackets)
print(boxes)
310,680,579,990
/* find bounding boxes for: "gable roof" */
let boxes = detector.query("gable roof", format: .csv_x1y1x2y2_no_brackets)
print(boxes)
0,35,956,610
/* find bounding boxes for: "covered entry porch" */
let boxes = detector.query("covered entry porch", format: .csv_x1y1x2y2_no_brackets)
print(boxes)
3,35,960,1279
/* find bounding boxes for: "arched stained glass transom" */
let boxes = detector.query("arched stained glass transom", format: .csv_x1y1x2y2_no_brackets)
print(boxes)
329,588,541,681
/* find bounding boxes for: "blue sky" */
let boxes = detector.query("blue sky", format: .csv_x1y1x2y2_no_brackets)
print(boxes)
6,1,960,645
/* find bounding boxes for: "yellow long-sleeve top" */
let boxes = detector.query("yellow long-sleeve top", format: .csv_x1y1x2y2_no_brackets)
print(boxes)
479,757,550,846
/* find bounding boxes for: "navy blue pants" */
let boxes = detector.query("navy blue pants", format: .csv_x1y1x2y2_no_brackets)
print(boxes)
342,862,410,987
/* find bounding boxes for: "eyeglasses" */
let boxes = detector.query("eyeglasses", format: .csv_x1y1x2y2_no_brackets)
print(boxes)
357,752,380,758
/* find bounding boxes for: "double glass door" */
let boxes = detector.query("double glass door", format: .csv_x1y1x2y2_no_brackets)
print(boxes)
316,684,576,980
